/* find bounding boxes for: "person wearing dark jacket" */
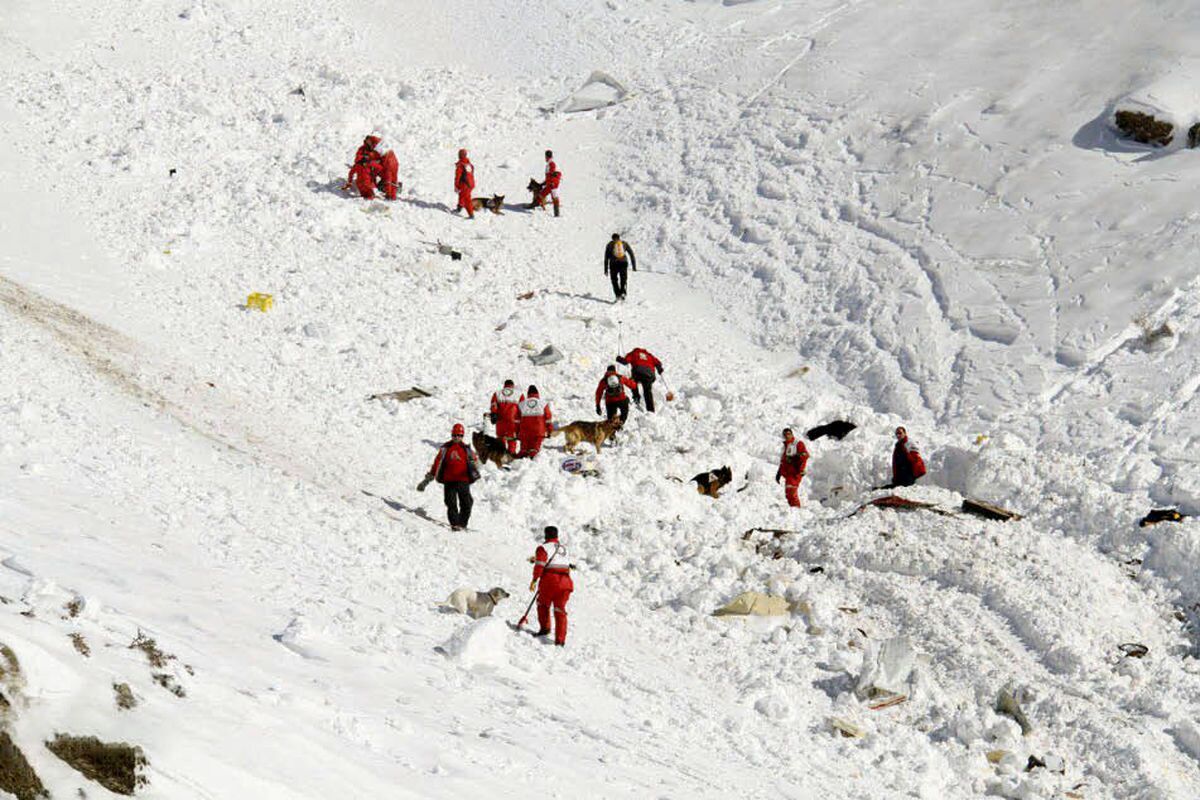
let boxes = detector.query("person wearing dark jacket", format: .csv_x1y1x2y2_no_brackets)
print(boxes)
418,423,480,530
604,234,636,302
616,347,663,412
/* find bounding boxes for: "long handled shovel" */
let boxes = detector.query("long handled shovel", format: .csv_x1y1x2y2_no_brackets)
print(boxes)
515,586,539,631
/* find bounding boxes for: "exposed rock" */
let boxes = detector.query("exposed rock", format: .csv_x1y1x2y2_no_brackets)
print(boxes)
0,731,47,799
46,734,147,796
1113,110,1173,146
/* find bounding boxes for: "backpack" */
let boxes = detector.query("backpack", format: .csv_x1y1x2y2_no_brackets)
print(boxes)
908,449,927,479
612,240,625,260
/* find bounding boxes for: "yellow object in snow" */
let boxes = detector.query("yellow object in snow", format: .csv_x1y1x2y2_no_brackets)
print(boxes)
246,293,274,312
975,434,988,445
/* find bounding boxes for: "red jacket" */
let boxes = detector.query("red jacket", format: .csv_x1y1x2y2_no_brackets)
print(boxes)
779,440,809,480
532,539,571,582
518,396,552,437
892,439,926,486
618,348,662,376
349,139,383,183
455,158,475,191
544,159,561,190
490,387,524,426
430,440,479,484
596,372,639,405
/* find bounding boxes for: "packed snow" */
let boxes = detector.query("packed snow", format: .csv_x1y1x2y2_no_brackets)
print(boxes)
2,0,1200,798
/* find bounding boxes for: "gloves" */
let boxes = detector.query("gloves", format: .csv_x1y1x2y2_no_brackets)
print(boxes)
417,474,432,492
774,471,782,484
603,268,609,277
488,412,498,424
529,579,538,592
596,405,602,416
656,365,664,375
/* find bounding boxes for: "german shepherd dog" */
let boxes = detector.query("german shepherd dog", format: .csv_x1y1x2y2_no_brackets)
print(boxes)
527,178,546,210
692,466,734,498
473,431,515,469
551,417,623,453
471,194,505,215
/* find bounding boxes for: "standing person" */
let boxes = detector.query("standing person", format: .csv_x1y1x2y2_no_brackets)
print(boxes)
775,428,809,508
529,525,573,646
489,379,524,455
604,234,636,302
535,149,562,216
594,365,639,423
891,426,927,487
517,385,553,458
454,148,475,218
417,423,480,531
616,347,663,412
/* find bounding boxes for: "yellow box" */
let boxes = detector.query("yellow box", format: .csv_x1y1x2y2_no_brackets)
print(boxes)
246,293,274,312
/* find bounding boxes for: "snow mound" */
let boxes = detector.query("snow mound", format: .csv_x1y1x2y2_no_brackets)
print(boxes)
555,71,631,114
436,618,511,669
1111,64,1200,147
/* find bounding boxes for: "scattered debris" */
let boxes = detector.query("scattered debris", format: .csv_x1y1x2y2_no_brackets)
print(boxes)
244,292,273,312
561,456,600,478
1139,508,1186,527
113,683,137,711
806,420,857,441
867,694,908,711
289,85,306,98
1118,642,1149,659
1025,754,1046,771
46,734,147,796
69,633,91,658
961,498,1022,522
516,290,536,300
435,241,463,261
837,607,860,615
786,366,810,378
63,597,83,619
828,717,865,738
856,636,921,703
366,386,433,403
713,592,792,617
851,495,954,517
995,682,1033,736
808,566,825,574
0,730,47,800
528,345,564,366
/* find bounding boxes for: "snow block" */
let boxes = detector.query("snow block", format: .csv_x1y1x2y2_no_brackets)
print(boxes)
855,636,919,700
528,345,564,366
436,618,510,669
555,71,631,114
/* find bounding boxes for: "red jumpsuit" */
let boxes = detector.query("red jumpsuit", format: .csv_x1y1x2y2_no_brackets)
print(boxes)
490,386,524,454
533,538,573,645
517,395,552,458
347,137,399,200
455,156,475,217
778,439,809,507
538,159,561,207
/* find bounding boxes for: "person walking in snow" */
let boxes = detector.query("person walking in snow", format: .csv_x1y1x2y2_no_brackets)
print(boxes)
775,428,809,508
532,149,562,217
604,233,636,302
595,365,639,423
489,379,524,455
344,135,400,201
517,385,553,458
454,148,476,218
529,525,573,646
616,346,663,412
418,423,480,531
890,426,926,488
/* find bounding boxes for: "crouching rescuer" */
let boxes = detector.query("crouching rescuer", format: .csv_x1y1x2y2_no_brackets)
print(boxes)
529,526,573,646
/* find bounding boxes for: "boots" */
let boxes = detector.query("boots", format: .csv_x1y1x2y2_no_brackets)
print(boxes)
552,199,560,217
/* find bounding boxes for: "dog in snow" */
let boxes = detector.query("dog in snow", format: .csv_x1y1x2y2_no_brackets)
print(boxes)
692,466,734,498
472,431,515,469
470,194,506,215
441,587,511,619
550,417,623,453
526,178,545,209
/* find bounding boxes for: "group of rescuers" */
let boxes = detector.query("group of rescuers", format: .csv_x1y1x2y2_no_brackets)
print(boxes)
347,138,929,647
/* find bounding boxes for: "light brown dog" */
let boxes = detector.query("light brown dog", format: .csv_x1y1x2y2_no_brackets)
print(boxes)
471,194,505,215
551,417,623,453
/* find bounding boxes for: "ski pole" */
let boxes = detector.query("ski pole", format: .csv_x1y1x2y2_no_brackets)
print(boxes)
617,321,624,355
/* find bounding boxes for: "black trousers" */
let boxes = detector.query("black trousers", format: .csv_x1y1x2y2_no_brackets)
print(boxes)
604,398,630,422
632,370,656,412
609,261,628,300
443,482,473,527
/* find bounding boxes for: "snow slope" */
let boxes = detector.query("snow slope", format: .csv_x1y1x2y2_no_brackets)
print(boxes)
3,0,1200,798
